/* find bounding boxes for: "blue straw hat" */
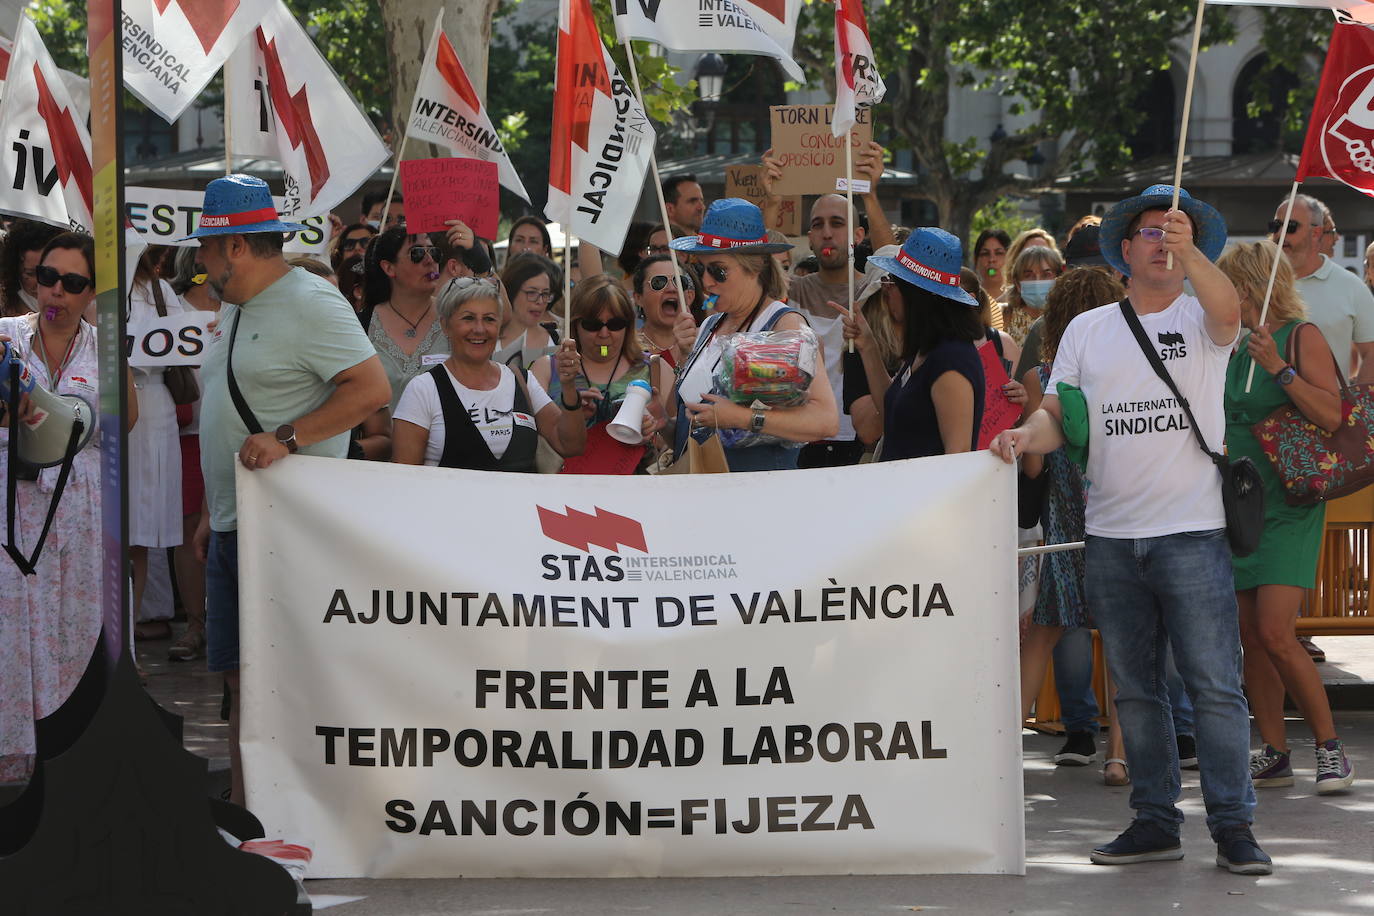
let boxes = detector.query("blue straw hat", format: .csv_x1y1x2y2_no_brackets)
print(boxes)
179,174,307,240
866,227,978,308
1098,184,1227,277
669,198,793,254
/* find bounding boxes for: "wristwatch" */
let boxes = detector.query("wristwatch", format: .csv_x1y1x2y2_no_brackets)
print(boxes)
1275,364,1297,386
275,423,299,453
750,408,768,434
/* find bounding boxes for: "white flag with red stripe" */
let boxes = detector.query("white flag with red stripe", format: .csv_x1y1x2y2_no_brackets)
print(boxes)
0,15,92,233
407,17,530,203
612,0,804,82
223,0,388,220
122,0,275,123
0,35,11,99
832,0,885,137
1207,0,1374,24
547,0,655,253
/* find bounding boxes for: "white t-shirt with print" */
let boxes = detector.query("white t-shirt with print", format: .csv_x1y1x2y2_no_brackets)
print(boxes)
394,363,552,466
1048,294,1236,539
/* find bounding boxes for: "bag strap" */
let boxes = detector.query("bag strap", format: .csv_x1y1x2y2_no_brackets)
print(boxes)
429,363,499,470
5,360,83,576
226,309,264,435
149,278,168,318
1118,299,1224,467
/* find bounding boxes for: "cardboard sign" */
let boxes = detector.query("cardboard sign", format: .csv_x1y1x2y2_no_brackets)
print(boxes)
768,105,873,196
976,341,1021,450
123,186,328,255
400,157,500,240
725,165,801,236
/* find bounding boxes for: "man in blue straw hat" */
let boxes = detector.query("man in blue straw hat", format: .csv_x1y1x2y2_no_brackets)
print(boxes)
991,185,1273,876
188,174,390,807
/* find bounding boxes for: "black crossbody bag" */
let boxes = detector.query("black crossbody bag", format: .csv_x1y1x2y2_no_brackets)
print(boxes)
1118,299,1264,557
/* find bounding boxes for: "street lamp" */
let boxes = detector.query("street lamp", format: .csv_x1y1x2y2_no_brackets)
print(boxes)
694,53,727,105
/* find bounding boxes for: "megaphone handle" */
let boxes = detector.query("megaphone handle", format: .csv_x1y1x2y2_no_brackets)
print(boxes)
4,361,83,576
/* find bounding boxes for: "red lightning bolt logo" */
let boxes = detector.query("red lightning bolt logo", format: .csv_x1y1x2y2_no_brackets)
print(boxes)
537,506,648,553
152,0,241,54
33,64,92,216
749,0,788,24
256,27,331,204
550,0,612,197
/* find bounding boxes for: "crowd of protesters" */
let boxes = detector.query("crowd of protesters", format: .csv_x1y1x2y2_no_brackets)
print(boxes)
0,161,1366,875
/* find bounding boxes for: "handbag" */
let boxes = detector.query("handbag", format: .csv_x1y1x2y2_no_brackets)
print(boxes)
147,278,200,405
1119,300,1264,557
1252,322,1374,505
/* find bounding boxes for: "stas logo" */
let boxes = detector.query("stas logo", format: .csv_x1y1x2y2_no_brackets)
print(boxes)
537,505,647,582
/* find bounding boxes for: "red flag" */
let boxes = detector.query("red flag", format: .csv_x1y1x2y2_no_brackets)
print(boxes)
1297,23,1374,196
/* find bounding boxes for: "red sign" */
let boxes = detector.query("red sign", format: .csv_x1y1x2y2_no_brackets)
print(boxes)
399,157,500,240
559,423,646,476
976,342,1021,451
1297,24,1374,197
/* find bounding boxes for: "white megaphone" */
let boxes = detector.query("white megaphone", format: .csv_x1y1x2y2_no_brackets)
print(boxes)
607,379,654,445
1,339,95,469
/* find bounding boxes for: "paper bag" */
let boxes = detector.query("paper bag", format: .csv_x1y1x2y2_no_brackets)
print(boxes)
662,432,731,475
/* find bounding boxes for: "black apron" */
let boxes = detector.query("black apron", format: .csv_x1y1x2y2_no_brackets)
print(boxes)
429,364,538,472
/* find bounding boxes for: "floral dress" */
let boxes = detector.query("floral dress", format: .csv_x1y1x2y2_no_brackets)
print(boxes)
1032,363,1089,628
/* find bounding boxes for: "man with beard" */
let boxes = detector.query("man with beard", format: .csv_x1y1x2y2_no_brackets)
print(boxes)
188,175,389,807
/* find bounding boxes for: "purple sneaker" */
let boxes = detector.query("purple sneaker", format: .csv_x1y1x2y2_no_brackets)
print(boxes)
1316,739,1355,795
1250,745,1293,788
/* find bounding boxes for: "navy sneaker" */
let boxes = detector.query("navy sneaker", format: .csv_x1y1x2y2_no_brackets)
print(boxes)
1177,734,1198,770
1054,730,1097,766
1090,819,1183,865
1214,824,1273,875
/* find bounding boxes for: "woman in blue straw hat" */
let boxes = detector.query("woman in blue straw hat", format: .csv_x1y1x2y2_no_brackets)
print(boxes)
668,199,839,472
837,227,986,459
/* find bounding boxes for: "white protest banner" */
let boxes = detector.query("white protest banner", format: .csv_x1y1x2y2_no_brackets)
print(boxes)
238,455,1024,879
223,0,389,220
408,18,531,203
546,0,656,255
126,310,214,367
0,15,92,233
124,185,329,255
121,0,274,123
613,0,804,82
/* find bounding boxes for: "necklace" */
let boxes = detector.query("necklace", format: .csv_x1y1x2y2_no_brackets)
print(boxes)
34,318,80,389
579,351,624,396
389,302,432,339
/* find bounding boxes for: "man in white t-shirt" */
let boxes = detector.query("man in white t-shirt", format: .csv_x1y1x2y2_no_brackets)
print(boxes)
991,185,1270,875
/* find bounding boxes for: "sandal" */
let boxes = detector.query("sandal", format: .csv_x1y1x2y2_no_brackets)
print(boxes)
135,620,173,641
168,626,206,662
1104,758,1131,786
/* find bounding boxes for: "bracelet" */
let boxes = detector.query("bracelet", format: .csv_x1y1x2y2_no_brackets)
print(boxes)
560,392,581,411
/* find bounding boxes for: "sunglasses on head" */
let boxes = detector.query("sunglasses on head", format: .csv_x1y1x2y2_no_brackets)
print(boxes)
406,245,440,264
35,265,92,294
648,273,694,292
578,317,630,333
704,263,729,283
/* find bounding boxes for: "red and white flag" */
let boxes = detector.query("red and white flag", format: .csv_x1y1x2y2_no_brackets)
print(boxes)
222,1,388,220
1208,0,1374,24
547,0,656,254
123,0,275,123
0,35,11,99
1296,23,1374,196
0,15,92,233
832,0,885,137
613,0,804,82
407,17,530,203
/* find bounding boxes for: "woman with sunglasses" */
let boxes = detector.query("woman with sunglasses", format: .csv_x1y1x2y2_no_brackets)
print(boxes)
330,223,376,277
0,232,137,782
668,199,839,472
496,254,562,371
361,227,446,412
632,253,699,368
531,275,666,473
392,278,585,469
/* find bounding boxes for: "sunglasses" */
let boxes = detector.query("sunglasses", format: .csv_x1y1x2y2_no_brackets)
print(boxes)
342,236,371,251
444,276,498,295
35,265,93,294
578,317,630,333
648,273,694,292
1267,219,1308,236
398,245,439,264
703,263,729,283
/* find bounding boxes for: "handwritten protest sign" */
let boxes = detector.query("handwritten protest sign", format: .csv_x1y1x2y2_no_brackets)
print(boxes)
400,158,500,239
725,165,801,236
976,342,1022,450
768,105,873,197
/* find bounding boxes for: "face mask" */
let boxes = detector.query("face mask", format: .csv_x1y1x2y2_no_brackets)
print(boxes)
366,220,381,230
1020,278,1054,308
18,288,39,312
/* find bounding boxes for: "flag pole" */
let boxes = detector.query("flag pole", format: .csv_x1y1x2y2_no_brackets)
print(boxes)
1166,0,1206,271
564,230,573,340
845,128,856,354
383,10,444,229
1244,178,1301,393
621,38,691,333
224,85,233,175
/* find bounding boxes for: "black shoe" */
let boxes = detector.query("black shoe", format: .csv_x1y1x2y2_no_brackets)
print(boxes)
1177,734,1198,770
1054,730,1097,766
1214,824,1273,875
1090,819,1184,865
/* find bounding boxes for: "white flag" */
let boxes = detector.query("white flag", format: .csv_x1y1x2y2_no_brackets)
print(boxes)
0,15,92,233
122,0,274,124
547,0,656,255
1207,0,1374,23
407,17,530,203
223,1,388,220
833,0,885,137
0,35,11,99
612,0,804,82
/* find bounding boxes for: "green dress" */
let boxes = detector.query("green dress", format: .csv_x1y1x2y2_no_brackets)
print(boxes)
1224,321,1326,589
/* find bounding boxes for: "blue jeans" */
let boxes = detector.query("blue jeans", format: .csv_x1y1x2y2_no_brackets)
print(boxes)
1055,627,1196,737
1085,530,1255,839
206,529,240,673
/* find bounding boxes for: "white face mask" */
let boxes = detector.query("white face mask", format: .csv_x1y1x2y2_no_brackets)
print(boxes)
18,288,39,312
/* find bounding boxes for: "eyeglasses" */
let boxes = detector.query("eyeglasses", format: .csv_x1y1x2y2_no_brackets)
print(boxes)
35,265,92,294
641,244,671,256
1266,219,1313,236
704,263,729,283
578,317,630,333
648,274,694,292
342,236,371,251
1133,227,1166,242
407,245,440,264
879,274,896,287
521,288,555,303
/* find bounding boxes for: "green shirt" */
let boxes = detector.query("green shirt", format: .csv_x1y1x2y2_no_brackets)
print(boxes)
200,267,377,531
